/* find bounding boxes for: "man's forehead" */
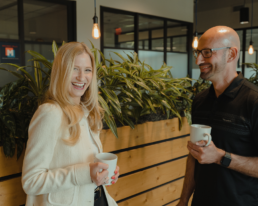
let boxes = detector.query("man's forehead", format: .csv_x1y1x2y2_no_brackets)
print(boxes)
198,36,224,49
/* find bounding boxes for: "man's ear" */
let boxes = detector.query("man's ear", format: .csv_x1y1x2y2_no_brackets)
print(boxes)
227,47,238,63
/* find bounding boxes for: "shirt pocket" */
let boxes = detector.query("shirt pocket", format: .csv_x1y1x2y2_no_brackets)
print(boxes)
48,187,78,206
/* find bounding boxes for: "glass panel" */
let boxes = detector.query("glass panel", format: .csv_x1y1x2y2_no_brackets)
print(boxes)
25,43,54,77
167,24,187,53
0,64,21,88
139,31,148,50
139,16,163,30
167,25,187,37
240,51,257,78
152,39,163,51
0,0,18,39
172,36,187,52
104,48,134,66
244,28,258,78
138,50,163,70
119,41,134,49
139,15,163,52
144,40,149,50
138,41,143,49
103,12,134,48
24,0,67,42
167,53,188,78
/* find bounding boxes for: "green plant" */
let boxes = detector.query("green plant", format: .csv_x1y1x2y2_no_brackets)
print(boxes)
90,44,193,133
0,41,193,158
244,63,258,86
191,77,211,97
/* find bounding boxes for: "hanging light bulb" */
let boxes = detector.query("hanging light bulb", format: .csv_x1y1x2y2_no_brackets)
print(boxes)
248,41,254,55
92,21,100,39
92,0,101,39
192,35,198,49
248,0,254,55
192,0,198,49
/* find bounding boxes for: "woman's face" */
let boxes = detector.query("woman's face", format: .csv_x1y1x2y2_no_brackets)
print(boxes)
69,52,93,105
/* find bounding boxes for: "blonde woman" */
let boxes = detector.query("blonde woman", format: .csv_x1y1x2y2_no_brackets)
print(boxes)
22,42,119,206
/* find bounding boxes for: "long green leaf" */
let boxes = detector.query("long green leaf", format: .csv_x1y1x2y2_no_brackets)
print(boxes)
98,94,112,116
52,40,59,57
104,113,118,138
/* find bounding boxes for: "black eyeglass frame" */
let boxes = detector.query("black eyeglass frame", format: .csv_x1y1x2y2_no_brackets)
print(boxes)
193,47,231,58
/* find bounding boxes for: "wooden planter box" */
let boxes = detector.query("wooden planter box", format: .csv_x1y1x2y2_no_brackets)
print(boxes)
0,117,191,206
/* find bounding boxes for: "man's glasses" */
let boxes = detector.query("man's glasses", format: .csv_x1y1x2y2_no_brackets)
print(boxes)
193,47,231,59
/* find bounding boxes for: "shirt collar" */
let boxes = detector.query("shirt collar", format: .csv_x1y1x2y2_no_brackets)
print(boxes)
209,72,245,99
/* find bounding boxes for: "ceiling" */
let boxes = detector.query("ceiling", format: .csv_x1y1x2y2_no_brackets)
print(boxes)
197,0,258,12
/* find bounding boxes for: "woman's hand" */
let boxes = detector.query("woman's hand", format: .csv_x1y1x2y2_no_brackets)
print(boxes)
110,165,120,185
89,162,109,186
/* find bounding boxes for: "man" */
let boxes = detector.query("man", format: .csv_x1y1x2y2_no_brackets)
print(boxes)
177,26,258,206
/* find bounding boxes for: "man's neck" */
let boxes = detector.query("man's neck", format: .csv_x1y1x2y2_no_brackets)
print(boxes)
211,71,238,98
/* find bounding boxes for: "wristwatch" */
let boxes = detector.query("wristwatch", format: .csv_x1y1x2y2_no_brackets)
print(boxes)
220,151,232,167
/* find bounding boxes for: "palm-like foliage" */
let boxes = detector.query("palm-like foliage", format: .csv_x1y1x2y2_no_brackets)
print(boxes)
244,63,258,86
0,41,193,158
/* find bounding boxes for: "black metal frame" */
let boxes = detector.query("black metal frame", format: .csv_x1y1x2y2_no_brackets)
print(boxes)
0,0,77,66
100,6,193,77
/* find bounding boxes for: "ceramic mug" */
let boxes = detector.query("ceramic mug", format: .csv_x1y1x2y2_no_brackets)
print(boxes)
190,124,212,146
95,153,118,185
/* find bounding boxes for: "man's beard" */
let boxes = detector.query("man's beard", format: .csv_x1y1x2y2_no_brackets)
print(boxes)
200,65,213,80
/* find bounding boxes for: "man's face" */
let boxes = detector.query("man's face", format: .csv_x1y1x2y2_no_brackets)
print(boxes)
195,38,228,81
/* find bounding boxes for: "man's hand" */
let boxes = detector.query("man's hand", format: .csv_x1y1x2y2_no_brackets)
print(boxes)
90,162,109,186
187,140,225,164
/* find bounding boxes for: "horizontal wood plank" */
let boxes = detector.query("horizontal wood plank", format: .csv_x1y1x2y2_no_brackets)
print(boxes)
101,117,190,152
166,199,179,206
166,195,193,206
107,157,187,201
117,136,189,175
118,178,184,206
0,177,26,206
0,147,25,178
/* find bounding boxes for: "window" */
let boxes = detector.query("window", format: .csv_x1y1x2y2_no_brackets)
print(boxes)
101,7,192,78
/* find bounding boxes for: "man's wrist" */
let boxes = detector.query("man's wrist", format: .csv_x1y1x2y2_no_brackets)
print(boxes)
216,149,226,165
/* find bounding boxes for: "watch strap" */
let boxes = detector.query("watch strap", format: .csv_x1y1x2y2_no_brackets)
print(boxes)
220,151,231,167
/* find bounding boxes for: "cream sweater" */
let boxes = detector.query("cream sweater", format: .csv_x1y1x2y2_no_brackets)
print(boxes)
22,103,117,206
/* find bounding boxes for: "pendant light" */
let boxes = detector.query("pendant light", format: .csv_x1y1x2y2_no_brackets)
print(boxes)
192,0,198,49
92,0,101,39
240,0,249,24
248,0,254,55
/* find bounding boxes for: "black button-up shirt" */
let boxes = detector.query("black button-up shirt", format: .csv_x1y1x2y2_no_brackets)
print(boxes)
191,73,258,206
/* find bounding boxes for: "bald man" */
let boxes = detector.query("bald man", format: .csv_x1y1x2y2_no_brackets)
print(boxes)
177,26,258,206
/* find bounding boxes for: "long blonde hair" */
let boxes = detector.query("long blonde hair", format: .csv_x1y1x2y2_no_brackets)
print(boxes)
44,42,103,145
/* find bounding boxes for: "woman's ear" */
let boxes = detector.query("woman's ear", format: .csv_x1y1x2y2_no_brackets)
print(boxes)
227,47,238,63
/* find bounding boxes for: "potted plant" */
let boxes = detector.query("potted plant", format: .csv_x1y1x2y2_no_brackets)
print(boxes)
0,41,194,158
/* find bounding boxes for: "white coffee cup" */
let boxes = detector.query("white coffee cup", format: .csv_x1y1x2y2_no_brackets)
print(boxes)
95,153,118,185
190,124,212,146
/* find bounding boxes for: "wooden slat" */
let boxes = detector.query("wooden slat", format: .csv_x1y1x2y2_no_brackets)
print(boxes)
107,157,187,201
0,147,25,178
101,117,190,152
166,200,179,206
166,195,193,206
117,136,189,175
0,177,26,206
118,178,184,206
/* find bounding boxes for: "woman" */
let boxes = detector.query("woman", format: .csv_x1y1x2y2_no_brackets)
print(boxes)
22,42,119,206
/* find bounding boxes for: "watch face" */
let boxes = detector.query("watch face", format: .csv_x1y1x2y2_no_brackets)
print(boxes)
221,157,231,167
